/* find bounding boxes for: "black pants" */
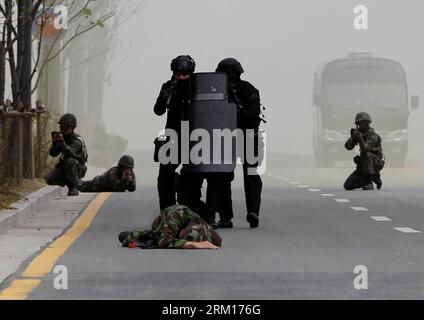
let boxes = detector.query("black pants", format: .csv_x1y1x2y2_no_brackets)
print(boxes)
45,158,85,189
344,152,384,190
177,169,232,224
217,172,234,222
157,162,180,210
242,162,262,215
242,128,263,215
218,129,263,219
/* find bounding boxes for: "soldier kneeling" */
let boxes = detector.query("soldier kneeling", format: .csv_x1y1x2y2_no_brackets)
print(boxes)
45,114,88,196
78,155,136,192
344,112,385,191
118,205,222,249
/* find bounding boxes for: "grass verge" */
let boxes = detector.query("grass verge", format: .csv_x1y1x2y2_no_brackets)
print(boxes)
0,179,46,210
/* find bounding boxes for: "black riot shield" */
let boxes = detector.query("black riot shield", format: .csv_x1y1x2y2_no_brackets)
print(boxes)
182,72,237,173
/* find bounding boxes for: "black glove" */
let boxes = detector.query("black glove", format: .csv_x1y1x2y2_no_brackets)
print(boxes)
161,80,178,105
350,128,361,141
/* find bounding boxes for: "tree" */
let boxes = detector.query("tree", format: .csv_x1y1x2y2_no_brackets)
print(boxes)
0,0,120,182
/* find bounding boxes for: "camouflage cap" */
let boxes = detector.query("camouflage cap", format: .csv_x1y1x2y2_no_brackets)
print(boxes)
355,112,372,124
118,155,134,169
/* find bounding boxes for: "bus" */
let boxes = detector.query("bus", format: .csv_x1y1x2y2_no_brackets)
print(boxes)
312,53,419,167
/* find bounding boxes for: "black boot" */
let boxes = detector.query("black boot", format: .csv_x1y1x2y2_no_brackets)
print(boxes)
373,175,382,190
216,220,233,229
247,212,259,228
67,187,79,196
362,183,374,191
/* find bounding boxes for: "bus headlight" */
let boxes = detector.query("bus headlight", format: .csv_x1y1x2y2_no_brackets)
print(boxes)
386,129,408,142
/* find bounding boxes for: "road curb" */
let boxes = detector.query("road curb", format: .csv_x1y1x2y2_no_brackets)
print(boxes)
0,186,61,235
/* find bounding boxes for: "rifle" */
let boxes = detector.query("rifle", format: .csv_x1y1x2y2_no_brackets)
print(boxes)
229,84,267,125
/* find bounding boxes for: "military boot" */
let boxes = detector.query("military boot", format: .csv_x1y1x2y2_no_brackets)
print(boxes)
247,212,259,228
67,187,79,196
216,220,233,229
373,175,383,190
362,183,374,191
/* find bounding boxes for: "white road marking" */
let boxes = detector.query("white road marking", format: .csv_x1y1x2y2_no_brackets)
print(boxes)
290,182,300,185
351,207,369,211
394,227,422,234
370,216,391,221
308,189,322,192
283,178,291,181
298,185,309,188
334,199,351,203
320,194,335,197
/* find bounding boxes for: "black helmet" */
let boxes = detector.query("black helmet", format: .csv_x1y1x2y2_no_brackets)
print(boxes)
58,113,77,128
216,58,244,75
170,55,196,75
355,112,372,124
118,155,134,169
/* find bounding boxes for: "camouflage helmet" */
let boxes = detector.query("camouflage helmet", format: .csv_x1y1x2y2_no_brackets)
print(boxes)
118,155,134,169
216,58,244,75
355,112,372,124
58,113,77,127
170,55,196,75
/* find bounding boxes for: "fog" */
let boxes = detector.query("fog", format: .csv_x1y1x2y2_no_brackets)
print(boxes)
97,0,424,163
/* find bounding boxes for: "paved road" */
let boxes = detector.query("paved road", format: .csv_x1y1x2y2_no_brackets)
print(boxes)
3,155,424,299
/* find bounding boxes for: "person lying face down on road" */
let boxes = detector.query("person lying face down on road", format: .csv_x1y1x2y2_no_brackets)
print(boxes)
78,155,136,192
118,205,222,249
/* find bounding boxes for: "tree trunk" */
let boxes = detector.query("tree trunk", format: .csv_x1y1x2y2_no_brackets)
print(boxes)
0,41,5,106
18,0,34,179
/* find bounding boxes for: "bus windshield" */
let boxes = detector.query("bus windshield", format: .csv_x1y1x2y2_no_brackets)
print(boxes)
322,82,407,108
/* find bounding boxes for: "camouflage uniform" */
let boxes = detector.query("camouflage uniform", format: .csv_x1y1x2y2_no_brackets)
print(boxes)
78,166,136,192
45,132,87,190
120,205,222,249
344,128,385,190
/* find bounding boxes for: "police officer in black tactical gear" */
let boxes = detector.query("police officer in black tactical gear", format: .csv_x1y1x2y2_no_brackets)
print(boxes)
215,58,263,228
154,55,196,210
45,113,88,196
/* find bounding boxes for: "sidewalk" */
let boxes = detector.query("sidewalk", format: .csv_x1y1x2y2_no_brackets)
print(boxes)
0,186,96,285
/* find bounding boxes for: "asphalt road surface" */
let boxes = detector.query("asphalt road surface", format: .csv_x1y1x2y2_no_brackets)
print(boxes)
4,154,424,299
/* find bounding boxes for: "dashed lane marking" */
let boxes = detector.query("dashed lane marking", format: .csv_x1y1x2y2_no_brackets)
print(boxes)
394,227,422,234
334,199,351,203
371,216,392,221
351,207,369,211
259,174,422,236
